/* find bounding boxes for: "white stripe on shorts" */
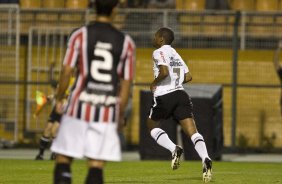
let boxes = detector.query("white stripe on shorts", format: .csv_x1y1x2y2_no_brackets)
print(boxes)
149,97,157,119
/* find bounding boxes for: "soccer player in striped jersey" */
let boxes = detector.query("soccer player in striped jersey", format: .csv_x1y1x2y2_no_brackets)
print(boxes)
147,27,212,182
51,0,135,183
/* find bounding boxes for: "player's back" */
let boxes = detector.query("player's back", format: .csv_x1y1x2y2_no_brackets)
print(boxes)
85,22,126,95
152,45,188,97
65,21,135,122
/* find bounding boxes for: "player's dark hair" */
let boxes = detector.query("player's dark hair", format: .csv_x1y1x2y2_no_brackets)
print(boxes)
95,0,119,16
157,27,174,45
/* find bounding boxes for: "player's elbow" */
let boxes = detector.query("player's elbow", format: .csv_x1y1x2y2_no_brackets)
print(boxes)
159,69,169,79
159,65,169,78
163,70,169,77
188,75,192,82
185,73,192,83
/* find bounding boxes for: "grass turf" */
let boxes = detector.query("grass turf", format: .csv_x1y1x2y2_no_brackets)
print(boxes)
0,159,282,183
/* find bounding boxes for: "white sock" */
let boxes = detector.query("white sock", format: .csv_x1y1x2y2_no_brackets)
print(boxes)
191,132,210,162
150,128,176,153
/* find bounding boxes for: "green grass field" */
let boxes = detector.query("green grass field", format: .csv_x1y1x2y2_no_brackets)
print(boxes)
0,159,282,184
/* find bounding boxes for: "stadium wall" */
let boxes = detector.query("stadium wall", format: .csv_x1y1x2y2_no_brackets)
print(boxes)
0,46,280,149
0,7,281,150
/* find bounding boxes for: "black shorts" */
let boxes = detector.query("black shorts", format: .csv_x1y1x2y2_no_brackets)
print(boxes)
48,107,62,123
149,90,194,121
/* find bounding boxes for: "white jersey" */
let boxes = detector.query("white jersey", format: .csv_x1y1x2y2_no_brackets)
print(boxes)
152,45,189,97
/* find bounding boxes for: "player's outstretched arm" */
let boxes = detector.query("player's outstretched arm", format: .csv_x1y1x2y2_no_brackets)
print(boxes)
183,72,192,84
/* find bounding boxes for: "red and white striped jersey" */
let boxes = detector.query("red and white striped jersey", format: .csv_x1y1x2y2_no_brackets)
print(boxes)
62,22,135,123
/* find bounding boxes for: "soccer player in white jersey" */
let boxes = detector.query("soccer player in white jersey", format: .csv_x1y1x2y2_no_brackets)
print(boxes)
147,27,212,183
50,0,135,183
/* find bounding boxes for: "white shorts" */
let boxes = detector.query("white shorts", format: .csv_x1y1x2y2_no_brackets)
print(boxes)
51,115,121,161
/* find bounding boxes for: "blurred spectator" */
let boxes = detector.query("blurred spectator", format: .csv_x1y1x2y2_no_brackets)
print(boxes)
147,0,175,9
206,0,229,10
0,0,19,3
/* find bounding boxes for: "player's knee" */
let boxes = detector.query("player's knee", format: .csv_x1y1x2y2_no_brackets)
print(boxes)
87,159,105,169
56,154,72,164
179,119,195,135
51,129,58,137
43,131,51,138
43,124,53,136
147,118,160,131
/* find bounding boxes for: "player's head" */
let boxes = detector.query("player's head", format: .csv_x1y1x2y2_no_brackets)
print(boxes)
95,0,119,16
153,27,174,48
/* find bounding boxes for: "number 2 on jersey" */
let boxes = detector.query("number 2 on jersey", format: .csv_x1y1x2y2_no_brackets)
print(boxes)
91,48,113,82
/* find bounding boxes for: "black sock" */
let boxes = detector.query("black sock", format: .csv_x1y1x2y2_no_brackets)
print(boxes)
54,163,72,184
85,167,103,184
38,136,50,156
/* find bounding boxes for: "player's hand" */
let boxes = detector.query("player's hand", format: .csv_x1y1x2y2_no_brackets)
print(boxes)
55,100,65,114
47,94,54,101
150,82,156,93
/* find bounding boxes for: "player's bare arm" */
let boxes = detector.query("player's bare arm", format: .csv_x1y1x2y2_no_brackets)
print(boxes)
183,72,192,84
118,79,132,132
150,65,169,92
55,65,73,113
